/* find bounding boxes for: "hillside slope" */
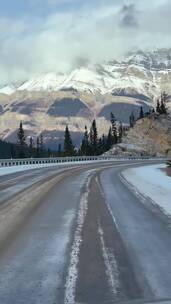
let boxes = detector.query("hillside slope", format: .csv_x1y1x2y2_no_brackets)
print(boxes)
108,114,171,157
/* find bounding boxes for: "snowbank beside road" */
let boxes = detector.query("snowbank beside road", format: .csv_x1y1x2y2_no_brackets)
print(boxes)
122,164,171,217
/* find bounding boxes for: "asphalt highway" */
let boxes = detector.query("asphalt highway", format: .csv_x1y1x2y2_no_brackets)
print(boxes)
0,160,170,304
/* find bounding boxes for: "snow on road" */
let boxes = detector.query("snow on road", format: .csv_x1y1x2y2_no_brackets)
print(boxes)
0,163,60,176
0,160,112,177
64,174,91,304
0,161,103,177
123,164,171,217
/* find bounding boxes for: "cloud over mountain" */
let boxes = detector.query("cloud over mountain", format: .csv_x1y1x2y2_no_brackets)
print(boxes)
0,0,171,85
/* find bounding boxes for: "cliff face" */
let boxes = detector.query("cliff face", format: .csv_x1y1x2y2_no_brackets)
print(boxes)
127,115,171,156
108,114,171,157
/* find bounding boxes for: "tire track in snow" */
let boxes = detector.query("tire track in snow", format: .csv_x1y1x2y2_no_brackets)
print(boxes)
98,223,120,297
95,175,120,296
64,175,91,304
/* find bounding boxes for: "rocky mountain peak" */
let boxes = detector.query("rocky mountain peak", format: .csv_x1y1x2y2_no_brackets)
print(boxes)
125,48,171,70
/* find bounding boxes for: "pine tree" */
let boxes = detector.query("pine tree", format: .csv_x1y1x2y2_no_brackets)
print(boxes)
29,137,34,157
36,137,40,157
47,148,51,157
160,92,167,114
102,134,107,152
98,137,102,154
97,134,107,154
89,119,98,155
139,106,144,119
118,122,123,143
10,144,15,159
80,126,89,155
106,127,113,149
129,112,135,128
17,121,26,158
40,133,44,151
17,121,26,146
0,140,18,159
156,99,161,114
156,93,167,115
64,125,75,156
29,137,33,149
110,112,118,144
57,143,62,156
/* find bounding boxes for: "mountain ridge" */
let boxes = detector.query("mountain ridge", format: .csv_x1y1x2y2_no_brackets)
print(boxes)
1,48,171,98
0,48,171,149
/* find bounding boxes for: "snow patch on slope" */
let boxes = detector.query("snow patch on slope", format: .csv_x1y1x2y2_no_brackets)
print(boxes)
18,73,65,92
0,85,16,95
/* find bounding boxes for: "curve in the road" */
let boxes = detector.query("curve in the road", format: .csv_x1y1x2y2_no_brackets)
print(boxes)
0,160,170,304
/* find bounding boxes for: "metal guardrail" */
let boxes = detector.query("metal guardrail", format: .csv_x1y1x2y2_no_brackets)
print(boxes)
0,156,166,168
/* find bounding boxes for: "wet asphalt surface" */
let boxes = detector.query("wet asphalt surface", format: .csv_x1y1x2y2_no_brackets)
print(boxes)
0,160,171,304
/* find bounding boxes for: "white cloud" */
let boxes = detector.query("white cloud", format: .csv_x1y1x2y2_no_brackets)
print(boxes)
0,0,171,85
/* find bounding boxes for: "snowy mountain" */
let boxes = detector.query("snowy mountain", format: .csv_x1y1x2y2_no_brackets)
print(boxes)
0,48,171,148
0,85,16,95
17,73,65,92
0,48,171,97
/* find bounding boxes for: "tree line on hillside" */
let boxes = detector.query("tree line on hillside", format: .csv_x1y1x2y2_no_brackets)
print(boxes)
0,123,51,160
0,113,125,159
129,91,168,128
0,92,168,159
63,114,125,157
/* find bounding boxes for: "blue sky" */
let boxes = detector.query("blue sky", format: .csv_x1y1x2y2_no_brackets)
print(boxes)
0,0,170,85
0,0,82,17
0,0,59,18
0,0,158,17
0,0,112,17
